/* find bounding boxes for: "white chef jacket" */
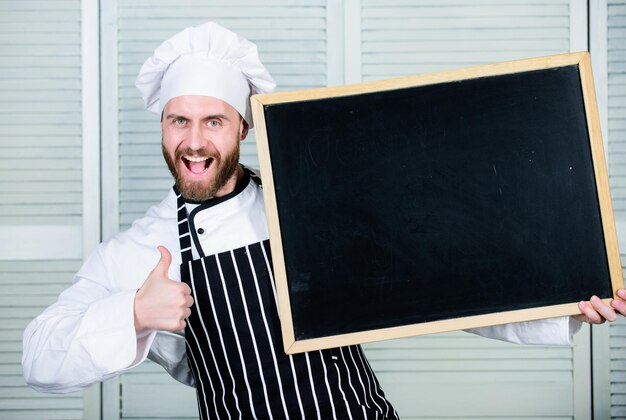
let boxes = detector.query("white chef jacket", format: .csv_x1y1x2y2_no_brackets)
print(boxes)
22,176,582,394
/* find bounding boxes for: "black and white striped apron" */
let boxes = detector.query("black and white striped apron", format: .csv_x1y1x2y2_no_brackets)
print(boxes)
176,174,399,419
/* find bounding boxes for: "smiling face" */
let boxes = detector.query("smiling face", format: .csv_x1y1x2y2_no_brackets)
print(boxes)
161,95,248,201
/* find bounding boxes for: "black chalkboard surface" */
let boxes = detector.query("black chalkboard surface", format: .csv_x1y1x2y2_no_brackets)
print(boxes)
251,53,623,354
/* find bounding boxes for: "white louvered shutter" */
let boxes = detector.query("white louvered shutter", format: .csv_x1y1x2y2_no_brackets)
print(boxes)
608,1,626,417
0,0,92,418
361,0,571,81
0,3,83,228
108,1,328,417
358,1,584,418
0,261,84,419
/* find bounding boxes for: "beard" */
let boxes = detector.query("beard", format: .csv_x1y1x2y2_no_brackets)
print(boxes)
162,141,241,202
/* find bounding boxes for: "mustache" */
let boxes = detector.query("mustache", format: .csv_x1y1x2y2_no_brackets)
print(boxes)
175,147,219,159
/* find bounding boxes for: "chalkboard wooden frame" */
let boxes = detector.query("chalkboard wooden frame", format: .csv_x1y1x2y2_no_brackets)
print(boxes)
251,52,623,354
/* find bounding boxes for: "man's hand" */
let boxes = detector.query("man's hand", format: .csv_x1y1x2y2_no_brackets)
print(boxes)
573,288,626,324
134,246,193,332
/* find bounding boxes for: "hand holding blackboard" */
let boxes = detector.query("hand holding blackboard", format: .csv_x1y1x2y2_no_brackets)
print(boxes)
575,289,626,324
251,52,624,354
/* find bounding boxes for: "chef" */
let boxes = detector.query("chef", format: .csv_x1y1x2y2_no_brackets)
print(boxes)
22,21,626,420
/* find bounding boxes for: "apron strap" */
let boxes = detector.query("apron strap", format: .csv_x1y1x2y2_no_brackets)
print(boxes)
243,165,262,187
175,187,194,265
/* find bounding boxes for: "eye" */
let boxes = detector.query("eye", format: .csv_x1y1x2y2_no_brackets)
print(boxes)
174,117,186,125
207,120,220,128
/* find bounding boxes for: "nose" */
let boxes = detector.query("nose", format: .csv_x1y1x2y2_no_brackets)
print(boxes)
187,122,207,150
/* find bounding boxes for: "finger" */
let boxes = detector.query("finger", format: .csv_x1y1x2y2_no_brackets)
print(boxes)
183,307,192,319
611,297,626,316
617,288,626,301
589,295,617,322
154,246,172,275
578,300,603,324
185,295,194,308
181,282,192,295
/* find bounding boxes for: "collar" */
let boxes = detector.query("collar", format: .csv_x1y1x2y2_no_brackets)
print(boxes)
173,165,251,207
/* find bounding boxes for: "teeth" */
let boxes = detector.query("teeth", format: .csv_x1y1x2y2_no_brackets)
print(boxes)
184,155,209,162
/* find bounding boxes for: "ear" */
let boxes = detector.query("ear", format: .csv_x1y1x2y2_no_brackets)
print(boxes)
239,118,249,141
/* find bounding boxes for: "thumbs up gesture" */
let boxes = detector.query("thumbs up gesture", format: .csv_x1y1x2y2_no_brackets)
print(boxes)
134,246,194,332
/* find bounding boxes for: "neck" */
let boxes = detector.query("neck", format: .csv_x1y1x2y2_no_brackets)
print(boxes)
213,164,245,198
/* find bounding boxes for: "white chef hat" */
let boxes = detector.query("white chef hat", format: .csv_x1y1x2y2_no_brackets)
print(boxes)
135,22,276,128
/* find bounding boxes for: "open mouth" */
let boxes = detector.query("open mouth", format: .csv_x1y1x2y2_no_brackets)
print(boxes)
182,155,214,175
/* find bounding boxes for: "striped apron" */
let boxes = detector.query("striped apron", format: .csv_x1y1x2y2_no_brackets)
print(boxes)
176,175,399,419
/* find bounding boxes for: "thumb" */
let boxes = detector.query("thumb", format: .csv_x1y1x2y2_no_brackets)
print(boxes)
153,245,172,277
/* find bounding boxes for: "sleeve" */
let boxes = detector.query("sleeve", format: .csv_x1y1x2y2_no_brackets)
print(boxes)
147,331,195,387
21,246,157,394
464,316,583,346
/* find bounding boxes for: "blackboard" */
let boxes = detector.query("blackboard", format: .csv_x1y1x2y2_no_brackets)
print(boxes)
251,52,623,354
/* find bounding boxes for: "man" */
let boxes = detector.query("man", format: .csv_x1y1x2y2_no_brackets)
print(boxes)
22,22,626,419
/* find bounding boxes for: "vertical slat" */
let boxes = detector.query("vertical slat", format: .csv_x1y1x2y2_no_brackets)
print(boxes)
573,323,592,420
344,0,362,83
327,0,344,86
612,315,626,418
607,2,626,416
81,0,103,415
101,0,121,244
608,0,626,219
570,0,589,52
